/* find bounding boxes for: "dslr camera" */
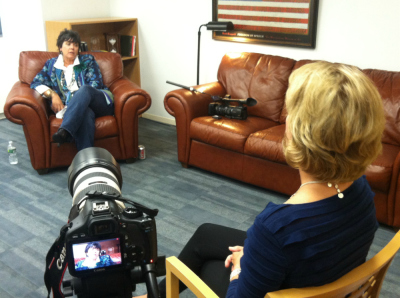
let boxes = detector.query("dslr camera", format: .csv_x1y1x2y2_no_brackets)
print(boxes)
46,147,164,298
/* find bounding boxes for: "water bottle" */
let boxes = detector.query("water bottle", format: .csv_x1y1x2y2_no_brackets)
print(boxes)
7,141,18,164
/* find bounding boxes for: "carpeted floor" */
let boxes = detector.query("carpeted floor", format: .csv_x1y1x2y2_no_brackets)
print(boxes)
0,118,398,297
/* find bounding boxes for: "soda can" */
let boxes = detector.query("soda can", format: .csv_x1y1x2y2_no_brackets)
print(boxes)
138,145,146,160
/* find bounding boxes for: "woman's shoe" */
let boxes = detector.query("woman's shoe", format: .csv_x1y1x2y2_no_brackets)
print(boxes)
52,128,72,145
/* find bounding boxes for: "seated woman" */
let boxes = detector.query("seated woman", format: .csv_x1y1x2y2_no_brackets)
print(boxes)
75,242,114,271
137,61,386,298
31,29,114,150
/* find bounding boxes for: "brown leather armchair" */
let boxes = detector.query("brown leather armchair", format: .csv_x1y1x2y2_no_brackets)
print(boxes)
4,51,151,174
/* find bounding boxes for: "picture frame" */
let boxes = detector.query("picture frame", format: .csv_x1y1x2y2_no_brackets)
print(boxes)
104,33,120,53
212,0,319,48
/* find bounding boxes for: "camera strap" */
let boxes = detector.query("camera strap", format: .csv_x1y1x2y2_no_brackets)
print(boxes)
44,223,70,298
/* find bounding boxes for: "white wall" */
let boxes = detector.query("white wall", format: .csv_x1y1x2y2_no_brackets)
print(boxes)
0,0,47,115
41,0,110,21
110,0,400,124
0,0,111,115
2,1,400,120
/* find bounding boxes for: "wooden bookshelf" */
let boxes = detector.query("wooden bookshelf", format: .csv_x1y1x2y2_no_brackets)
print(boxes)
45,17,141,86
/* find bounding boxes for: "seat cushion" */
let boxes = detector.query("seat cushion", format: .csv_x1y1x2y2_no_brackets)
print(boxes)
244,124,286,164
366,143,400,194
49,115,119,141
190,116,277,153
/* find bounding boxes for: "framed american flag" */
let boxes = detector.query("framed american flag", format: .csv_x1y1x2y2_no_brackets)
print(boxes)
212,0,319,48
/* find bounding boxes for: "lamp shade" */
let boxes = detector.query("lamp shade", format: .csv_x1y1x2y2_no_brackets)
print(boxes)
206,21,234,31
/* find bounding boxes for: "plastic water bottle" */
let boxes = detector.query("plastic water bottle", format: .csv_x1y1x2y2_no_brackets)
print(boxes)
7,141,18,164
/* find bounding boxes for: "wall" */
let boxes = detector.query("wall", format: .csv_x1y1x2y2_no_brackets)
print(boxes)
0,0,111,115
0,0,46,115
110,0,400,125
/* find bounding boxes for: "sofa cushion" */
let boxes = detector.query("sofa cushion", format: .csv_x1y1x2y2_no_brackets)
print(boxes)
244,124,286,164
363,69,400,147
248,55,296,122
366,143,400,194
218,53,296,123
217,52,263,101
190,116,277,154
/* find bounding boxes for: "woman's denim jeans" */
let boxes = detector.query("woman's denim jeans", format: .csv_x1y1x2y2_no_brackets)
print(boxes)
61,85,114,150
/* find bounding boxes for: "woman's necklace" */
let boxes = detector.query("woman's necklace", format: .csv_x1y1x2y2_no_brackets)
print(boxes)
291,181,344,199
61,70,76,90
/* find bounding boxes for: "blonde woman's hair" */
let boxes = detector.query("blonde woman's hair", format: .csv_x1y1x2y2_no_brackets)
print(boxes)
283,61,385,183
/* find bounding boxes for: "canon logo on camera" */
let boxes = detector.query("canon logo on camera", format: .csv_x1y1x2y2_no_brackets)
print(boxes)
57,245,67,270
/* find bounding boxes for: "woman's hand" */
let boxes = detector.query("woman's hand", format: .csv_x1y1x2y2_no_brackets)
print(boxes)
51,93,64,113
225,246,244,270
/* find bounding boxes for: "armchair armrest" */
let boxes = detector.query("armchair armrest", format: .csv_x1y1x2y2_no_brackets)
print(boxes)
5,82,51,125
164,82,226,164
164,81,226,120
109,77,151,158
166,256,218,298
4,82,52,170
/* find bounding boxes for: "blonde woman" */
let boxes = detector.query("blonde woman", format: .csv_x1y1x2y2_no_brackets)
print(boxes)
137,61,385,298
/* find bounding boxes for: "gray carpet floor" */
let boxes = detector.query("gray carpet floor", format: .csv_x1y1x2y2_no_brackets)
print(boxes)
0,118,399,297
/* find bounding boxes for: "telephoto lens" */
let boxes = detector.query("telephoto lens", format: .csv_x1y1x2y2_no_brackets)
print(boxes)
67,147,123,206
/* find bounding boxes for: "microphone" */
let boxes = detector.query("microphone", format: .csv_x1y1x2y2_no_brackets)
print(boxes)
220,97,258,107
166,81,196,92
166,80,221,101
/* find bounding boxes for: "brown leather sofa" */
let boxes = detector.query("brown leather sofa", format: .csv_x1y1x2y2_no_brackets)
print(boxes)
164,52,400,228
5,51,151,174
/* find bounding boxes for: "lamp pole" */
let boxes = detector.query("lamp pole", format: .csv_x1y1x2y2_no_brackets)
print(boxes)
197,24,206,86
197,22,233,86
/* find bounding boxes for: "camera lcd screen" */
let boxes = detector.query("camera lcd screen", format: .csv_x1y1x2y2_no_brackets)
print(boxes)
72,238,122,272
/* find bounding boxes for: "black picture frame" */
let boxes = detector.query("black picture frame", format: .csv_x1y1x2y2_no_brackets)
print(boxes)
212,0,319,48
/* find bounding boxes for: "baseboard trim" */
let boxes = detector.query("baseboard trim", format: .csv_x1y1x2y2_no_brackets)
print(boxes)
142,113,176,126
0,113,5,120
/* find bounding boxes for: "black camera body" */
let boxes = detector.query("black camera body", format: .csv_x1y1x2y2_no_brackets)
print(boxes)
44,147,164,298
208,102,248,120
165,82,257,121
66,192,158,279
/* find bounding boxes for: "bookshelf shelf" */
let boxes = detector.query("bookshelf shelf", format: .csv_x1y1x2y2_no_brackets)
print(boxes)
121,56,138,61
45,17,141,86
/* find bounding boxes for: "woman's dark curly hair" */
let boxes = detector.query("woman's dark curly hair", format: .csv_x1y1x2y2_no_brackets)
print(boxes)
84,242,101,254
56,29,81,51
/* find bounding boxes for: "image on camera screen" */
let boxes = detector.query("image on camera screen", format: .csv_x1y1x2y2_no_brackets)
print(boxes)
72,238,122,271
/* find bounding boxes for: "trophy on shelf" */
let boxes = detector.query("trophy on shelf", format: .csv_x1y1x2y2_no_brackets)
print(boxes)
90,36,101,51
105,33,120,53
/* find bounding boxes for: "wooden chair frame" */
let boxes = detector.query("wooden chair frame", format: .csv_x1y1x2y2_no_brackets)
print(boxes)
166,230,400,298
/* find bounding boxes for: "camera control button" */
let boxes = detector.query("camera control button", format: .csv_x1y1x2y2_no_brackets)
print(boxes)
72,234,79,239
79,233,86,238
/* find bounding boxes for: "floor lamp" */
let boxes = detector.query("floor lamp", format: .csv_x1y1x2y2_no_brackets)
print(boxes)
197,21,233,85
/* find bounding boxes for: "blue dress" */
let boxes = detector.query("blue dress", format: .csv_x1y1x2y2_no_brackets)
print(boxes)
226,175,378,297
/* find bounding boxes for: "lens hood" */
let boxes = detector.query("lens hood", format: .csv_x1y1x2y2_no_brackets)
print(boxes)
67,147,123,196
